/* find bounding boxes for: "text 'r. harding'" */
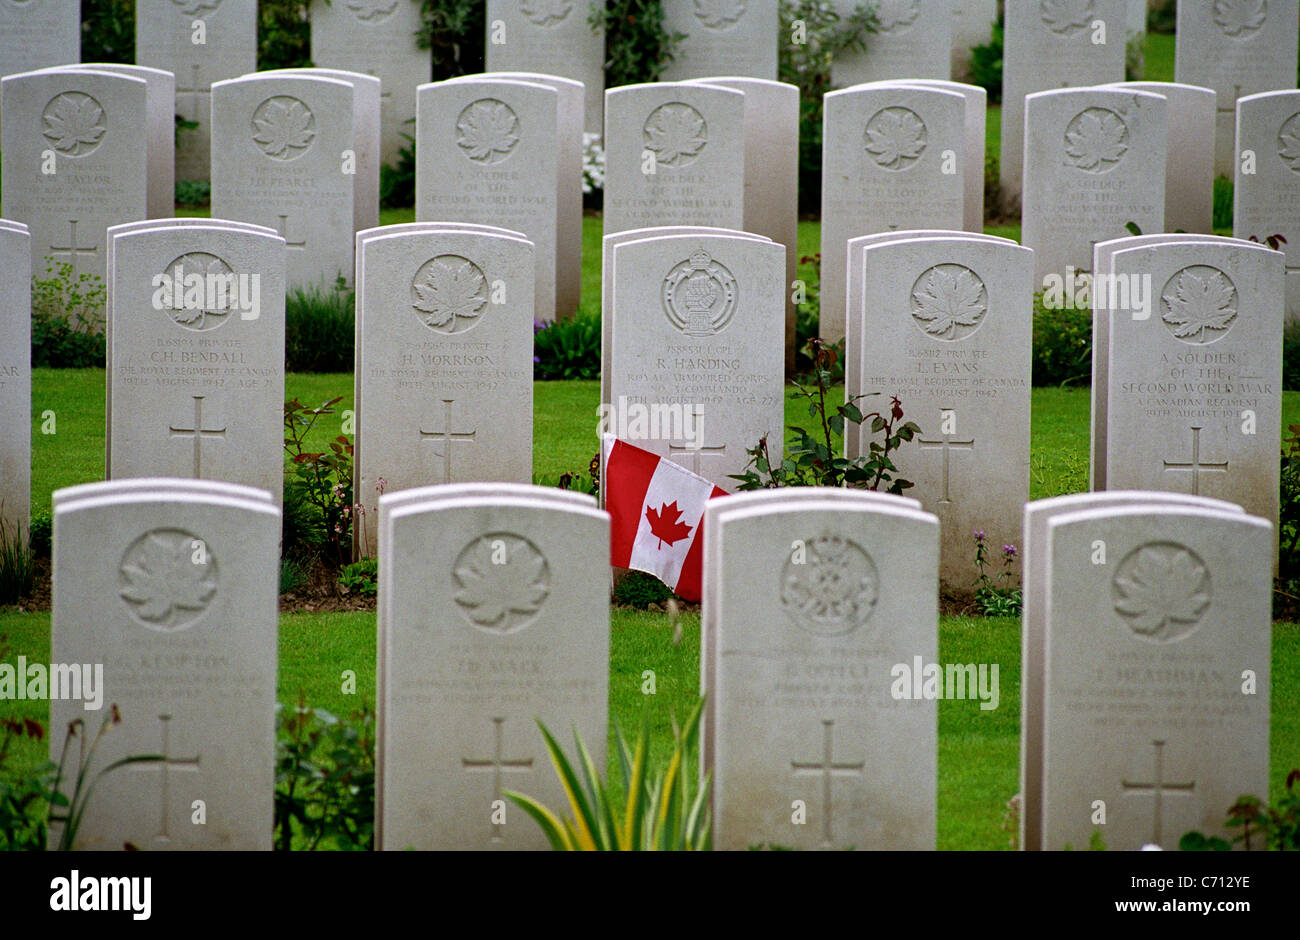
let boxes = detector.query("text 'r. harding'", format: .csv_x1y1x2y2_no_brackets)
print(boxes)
890,657,1000,711
0,657,103,710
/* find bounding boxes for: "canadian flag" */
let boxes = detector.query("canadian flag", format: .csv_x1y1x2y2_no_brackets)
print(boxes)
602,436,727,602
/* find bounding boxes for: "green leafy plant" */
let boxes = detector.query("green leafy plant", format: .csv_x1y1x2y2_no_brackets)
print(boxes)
1278,425,1300,583
338,558,378,597
595,0,684,88
534,312,600,380
0,714,49,851
279,554,312,595
972,530,1022,616
1284,321,1300,392
257,0,313,70
417,0,486,77
380,133,416,209
983,151,1003,223
80,0,135,63
31,261,107,369
1181,770,1300,851
0,513,34,606
1213,175,1234,231
1148,0,1176,33
505,698,711,850
1032,291,1092,387
613,570,671,609
283,396,355,566
966,14,1003,103
793,253,828,374
285,276,355,373
274,699,375,851
27,510,51,560
732,338,918,492
174,179,211,209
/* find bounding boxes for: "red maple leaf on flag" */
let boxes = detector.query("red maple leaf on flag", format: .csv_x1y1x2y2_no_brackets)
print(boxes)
645,500,694,549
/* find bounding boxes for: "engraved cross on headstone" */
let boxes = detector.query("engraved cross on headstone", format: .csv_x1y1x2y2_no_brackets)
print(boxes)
669,440,727,477
1121,739,1195,847
419,398,477,483
790,719,865,848
917,429,975,503
275,214,307,252
461,716,534,843
1162,426,1228,495
169,395,227,477
49,220,98,278
133,713,201,843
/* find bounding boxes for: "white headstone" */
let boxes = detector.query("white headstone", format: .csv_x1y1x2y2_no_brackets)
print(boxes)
951,0,997,81
309,0,429,166
0,221,30,539
106,222,287,505
486,0,606,135
135,0,257,182
602,82,746,236
1175,0,1299,178
708,495,940,850
660,0,779,81
1,68,149,283
210,73,358,287
377,487,610,850
1000,0,1127,214
830,0,953,86
820,83,966,341
0,1,78,78
888,79,988,232
1234,90,1300,323
50,481,279,850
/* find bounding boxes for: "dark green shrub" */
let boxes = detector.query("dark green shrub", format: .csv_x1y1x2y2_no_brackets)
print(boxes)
31,262,107,369
1148,0,1176,33
0,715,49,851
175,179,211,208
984,151,1002,223
275,700,375,851
80,0,134,63
1213,175,1234,231
1285,321,1300,392
417,0,486,78
28,510,51,560
338,558,378,597
966,15,1003,104
1280,426,1300,582
380,134,416,209
614,570,672,609
285,278,355,373
1032,294,1092,387
596,0,682,87
534,312,600,380
258,0,313,70
0,515,34,606
283,397,355,566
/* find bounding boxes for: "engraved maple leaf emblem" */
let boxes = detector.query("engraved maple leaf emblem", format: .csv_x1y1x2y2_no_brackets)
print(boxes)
1279,121,1300,172
346,0,399,20
412,257,488,329
694,0,747,28
168,253,234,329
453,536,550,631
645,500,694,549
456,100,520,163
911,267,987,339
864,107,926,169
875,0,920,32
119,531,217,629
522,0,573,26
1041,0,1095,33
1161,269,1238,343
1065,108,1128,172
1113,544,1211,641
252,98,315,159
42,93,106,156
644,104,707,167
1214,0,1267,36
171,0,224,16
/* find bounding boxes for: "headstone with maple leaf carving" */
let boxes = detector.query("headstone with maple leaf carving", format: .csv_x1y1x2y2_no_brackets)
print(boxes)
707,496,940,850
660,0,779,82
354,227,535,557
1019,491,1246,852
1022,87,1166,286
0,68,150,283
855,234,1033,588
603,82,746,237
1000,0,1126,216
819,83,966,342
0,221,30,543
828,0,953,87
417,78,566,321
50,481,280,849
1103,236,1283,540
135,0,257,183
310,0,429,167
106,222,286,505
1175,0,1299,179
1234,90,1300,324
1036,502,1272,850
377,488,609,850
0,1,78,85
211,73,358,287
486,0,606,136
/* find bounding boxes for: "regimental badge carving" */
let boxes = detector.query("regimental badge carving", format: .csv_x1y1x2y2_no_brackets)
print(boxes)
781,533,879,636
643,102,708,168
1213,0,1267,37
455,99,520,165
118,528,218,632
910,264,988,341
1160,265,1238,345
1112,542,1211,643
522,0,573,26
1278,113,1300,174
170,0,224,16
410,255,489,334
1064,107,1128,173
662,248,738,336
42,92,105,157
251,96,315,161
344,0,398,22
160,252,236,331
694,0,746,29
1040,0,1095,34
875,0,920,32
863,107,927,170
453,533,551,633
